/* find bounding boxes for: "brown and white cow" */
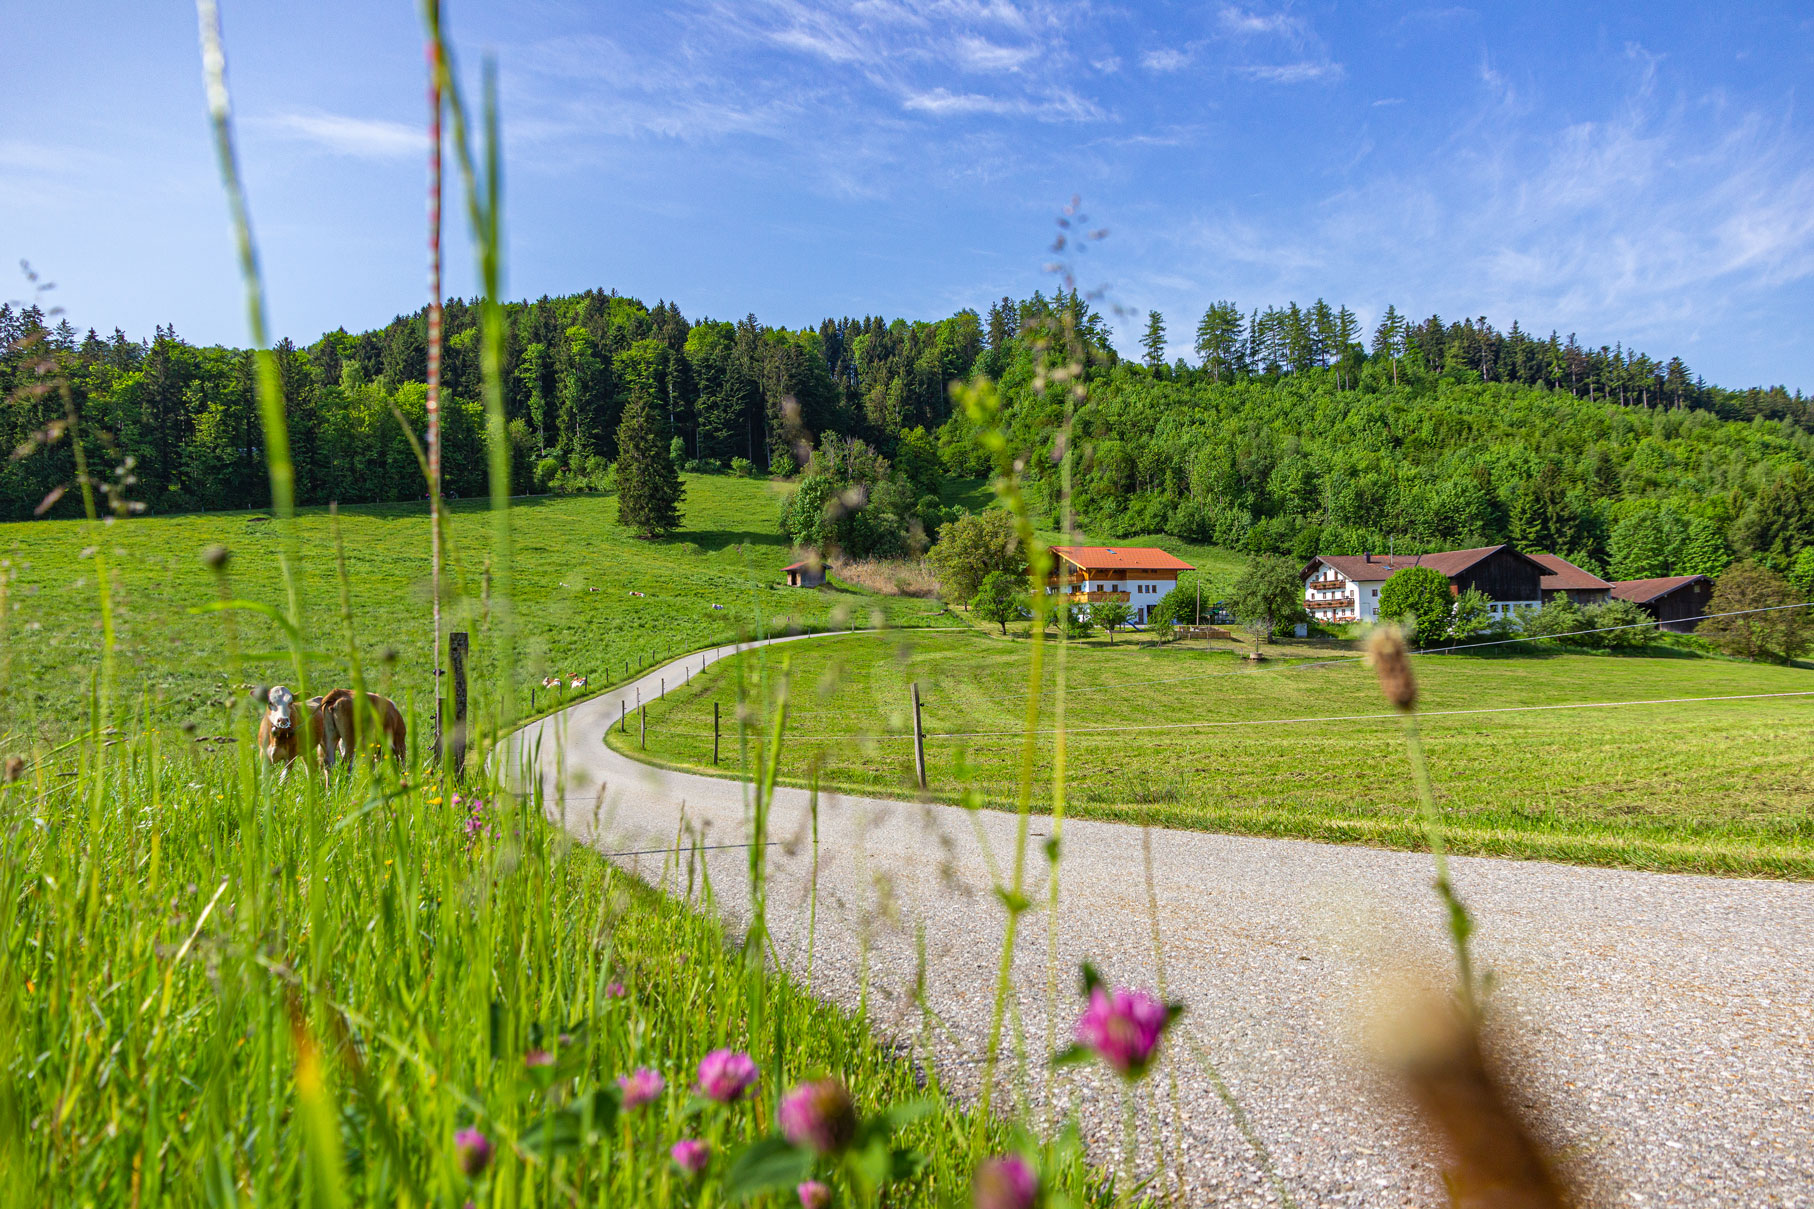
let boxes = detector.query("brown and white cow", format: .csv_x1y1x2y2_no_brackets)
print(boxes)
257,685,330,768
317,688,408,767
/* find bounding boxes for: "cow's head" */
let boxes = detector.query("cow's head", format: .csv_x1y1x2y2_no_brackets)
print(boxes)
266,685,296,733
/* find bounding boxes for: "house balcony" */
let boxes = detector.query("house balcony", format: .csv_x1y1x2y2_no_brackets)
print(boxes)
1067,590,1130,603
1305,577,1344,592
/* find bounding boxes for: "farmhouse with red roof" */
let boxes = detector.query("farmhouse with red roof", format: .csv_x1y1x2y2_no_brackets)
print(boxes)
1048,545,1195,624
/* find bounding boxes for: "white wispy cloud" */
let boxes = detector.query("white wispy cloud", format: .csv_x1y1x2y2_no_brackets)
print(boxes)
264,112,421,160
1141,47,1193,73
1217,5,1303,39
902,87,1103,122
1238,61,1344,84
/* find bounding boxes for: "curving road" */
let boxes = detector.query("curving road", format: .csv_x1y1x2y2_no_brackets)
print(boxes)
508,630,1814,1207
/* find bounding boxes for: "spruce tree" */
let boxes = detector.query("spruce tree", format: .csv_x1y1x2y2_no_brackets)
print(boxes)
616,386,685,538
1141,310,1166,370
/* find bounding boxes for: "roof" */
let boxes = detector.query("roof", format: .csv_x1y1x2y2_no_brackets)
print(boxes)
781,560,818,572
1527,552,1613,592
1610,574,1711,604
1306,545,1531,583
1051,545,1195,572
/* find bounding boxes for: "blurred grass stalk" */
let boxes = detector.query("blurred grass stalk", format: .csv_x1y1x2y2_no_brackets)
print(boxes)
1368,626,1571,1208
196,0,309,705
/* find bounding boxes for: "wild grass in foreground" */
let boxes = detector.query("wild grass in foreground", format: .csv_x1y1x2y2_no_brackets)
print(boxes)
0,745,1106,1206
614,629,1814,877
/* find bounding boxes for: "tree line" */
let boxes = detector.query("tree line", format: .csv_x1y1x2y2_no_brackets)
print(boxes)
4,289,1810,597
944,297,1814,592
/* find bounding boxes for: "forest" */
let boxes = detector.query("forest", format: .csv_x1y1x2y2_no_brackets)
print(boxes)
3,288,1812,585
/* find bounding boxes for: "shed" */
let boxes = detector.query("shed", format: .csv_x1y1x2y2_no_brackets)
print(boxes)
783,559,825,588
1611,574,1714,632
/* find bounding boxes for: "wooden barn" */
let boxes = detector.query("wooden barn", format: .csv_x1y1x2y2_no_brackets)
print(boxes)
1528,552,1613,605
783,559,825,588
1611,574,1715,632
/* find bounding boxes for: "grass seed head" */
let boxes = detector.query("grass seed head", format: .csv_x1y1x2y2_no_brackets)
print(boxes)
200,544,231,571
1366,625,1418,712
1382,994,1574,1209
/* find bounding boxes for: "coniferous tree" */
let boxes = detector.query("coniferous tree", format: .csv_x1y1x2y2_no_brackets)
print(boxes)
1141,310,1166,370
1371,305,1404,384
616,382,685,538
1194,301,1244,383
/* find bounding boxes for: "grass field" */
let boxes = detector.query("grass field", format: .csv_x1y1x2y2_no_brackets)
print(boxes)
0,726,1109,1205
0,474,944,747
611,628,1814,877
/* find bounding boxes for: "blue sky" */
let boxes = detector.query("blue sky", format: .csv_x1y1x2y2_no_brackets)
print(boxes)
7,2,1814,389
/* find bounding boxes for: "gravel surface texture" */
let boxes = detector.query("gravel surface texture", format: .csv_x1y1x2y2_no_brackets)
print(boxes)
509,632,1814,1207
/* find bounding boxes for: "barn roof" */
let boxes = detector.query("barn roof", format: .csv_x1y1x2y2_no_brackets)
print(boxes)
782,560,817,572
1526,552,1613,592
1610,574,1711,604
1051,545,1195,572
1306,545,1538,583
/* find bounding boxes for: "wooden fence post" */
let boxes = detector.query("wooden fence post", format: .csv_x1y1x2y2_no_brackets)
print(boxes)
713,702,720,766
620,700,626,733
640,705,646,751
449,631,469,777
661,676,665,699
911,681,926,790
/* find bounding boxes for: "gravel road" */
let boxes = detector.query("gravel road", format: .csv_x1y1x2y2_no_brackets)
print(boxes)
509,631,1814,1207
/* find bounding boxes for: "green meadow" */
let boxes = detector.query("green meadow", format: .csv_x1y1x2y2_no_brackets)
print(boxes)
613,628,1814,878
0,474,943,748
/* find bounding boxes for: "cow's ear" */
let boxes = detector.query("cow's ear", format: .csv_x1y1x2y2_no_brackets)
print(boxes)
251,685,270,705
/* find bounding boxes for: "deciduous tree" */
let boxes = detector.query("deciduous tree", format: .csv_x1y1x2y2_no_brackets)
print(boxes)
1228,554,1308,639
1093,600,1131,642
971,570,1022,635
1377,565,1453,646
1699,561,1812,662
927,509,1024,606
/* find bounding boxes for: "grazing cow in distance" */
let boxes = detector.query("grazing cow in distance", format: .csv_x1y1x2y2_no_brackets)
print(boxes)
257,685,329,768
317,688,408,766
568,675,588,690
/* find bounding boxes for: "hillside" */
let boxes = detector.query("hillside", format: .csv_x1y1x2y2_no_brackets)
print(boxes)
0,474,941,746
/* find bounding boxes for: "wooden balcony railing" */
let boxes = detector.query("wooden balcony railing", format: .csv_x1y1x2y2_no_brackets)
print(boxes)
1305,578,1344,591
1067,590,1130,603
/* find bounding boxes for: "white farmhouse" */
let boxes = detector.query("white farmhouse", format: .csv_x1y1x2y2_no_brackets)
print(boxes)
1300,545,1554,625
1049,545,1195,624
